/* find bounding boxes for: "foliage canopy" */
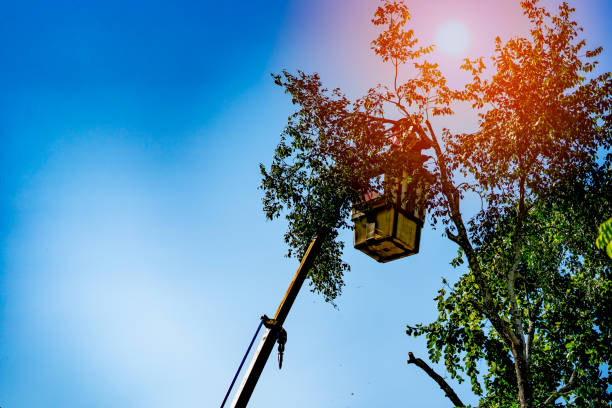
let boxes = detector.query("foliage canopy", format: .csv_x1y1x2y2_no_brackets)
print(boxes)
260,1,611,407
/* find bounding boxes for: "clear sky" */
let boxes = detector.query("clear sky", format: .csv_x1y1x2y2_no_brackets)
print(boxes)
1,1,610,407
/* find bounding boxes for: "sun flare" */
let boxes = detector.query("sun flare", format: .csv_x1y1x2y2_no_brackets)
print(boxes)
436,20,471,56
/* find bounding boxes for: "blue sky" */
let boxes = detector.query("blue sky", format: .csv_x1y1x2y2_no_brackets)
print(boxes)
1,1,610,407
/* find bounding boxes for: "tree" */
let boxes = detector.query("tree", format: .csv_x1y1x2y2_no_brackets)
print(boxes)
260,1,611,407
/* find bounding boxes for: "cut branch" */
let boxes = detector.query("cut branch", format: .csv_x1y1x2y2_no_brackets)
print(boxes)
407,352,465,407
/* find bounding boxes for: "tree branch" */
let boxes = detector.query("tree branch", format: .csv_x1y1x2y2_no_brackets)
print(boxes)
526,297,543,363
541,369,578,406
417,119,513,348
407,352,466,407
364,115,398,125
506,175,528,350
507,242,525,348
445,228,461,245
380,94,411,117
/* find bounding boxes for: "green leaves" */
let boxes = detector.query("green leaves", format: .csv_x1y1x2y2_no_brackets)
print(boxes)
264,0,611,406
262,67,440,302
262,70,393,302
596,218,612,259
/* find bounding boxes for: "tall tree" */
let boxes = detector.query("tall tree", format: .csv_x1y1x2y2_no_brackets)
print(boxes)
260,1,611,406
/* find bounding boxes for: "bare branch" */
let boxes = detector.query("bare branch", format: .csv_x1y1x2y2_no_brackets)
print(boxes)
407,352,466,407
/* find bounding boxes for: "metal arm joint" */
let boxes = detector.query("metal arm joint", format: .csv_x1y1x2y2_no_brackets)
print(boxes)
261,314,287,369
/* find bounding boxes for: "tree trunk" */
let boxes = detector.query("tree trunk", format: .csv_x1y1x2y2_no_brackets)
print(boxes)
511,342,533,408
